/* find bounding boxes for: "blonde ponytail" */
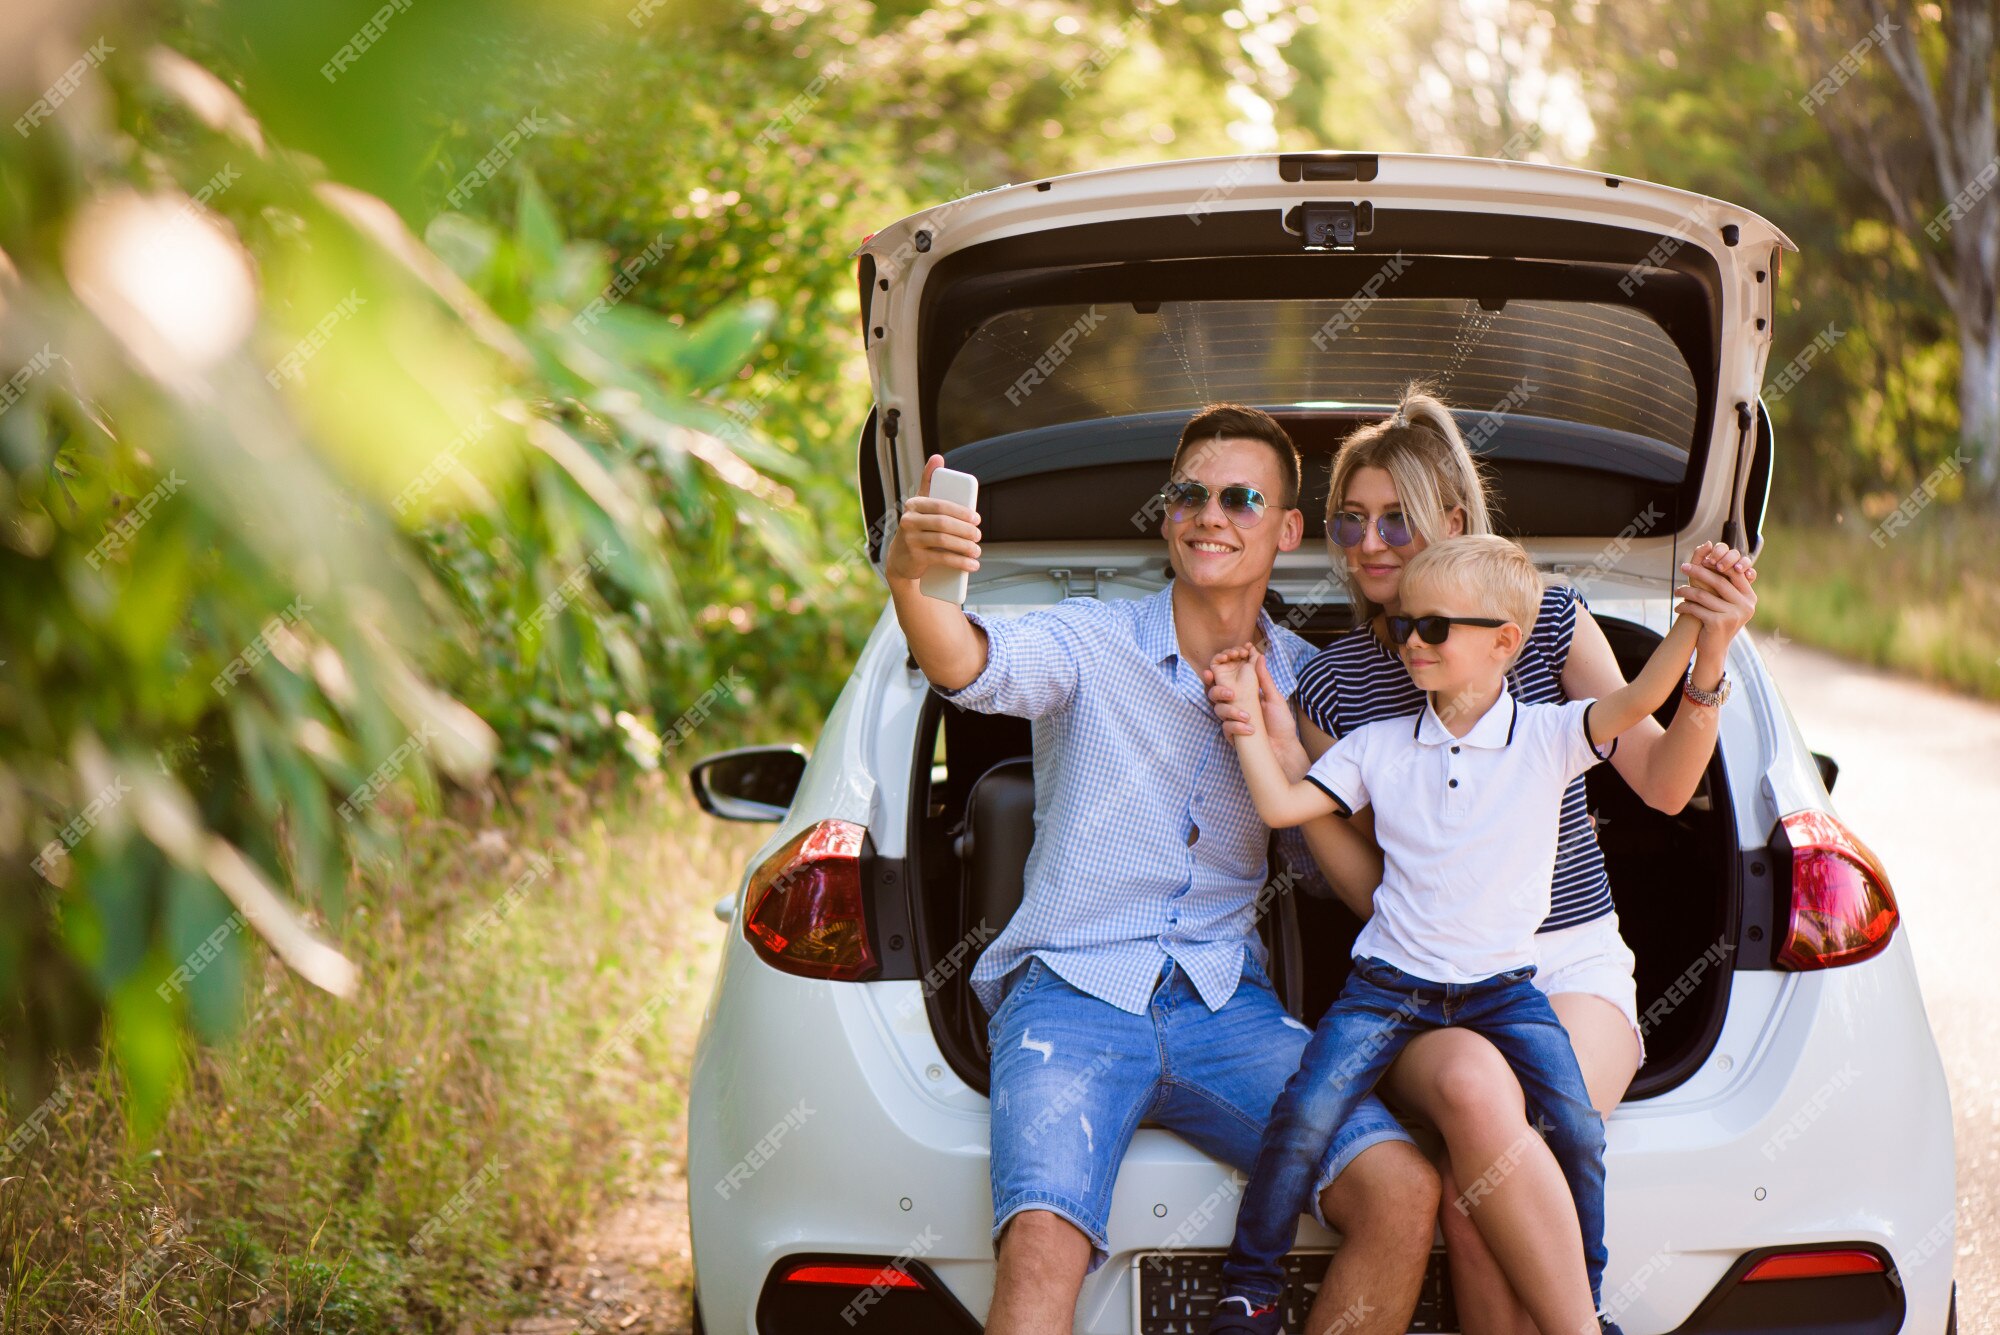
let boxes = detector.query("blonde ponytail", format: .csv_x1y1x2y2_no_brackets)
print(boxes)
1326,380,1497,629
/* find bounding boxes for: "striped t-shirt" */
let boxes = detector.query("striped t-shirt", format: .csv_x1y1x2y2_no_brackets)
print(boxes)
1290,583,1616,933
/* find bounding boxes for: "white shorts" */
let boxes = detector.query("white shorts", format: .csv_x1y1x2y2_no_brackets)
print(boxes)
1531,910,1645,1066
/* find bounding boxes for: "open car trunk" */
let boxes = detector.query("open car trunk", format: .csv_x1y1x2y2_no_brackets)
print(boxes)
904,595,1740,1104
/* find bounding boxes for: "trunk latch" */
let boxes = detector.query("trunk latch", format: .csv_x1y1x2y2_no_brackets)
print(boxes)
1050,568,1118,599
1289,201,1374,251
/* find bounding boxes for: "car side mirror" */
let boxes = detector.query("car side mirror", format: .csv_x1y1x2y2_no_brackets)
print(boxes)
1812,751,1839,795
689,745,808,821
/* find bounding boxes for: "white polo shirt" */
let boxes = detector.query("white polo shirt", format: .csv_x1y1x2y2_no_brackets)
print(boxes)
1305,689,1609,985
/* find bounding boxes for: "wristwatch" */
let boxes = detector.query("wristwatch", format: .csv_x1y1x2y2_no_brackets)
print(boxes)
1682,665,1731,708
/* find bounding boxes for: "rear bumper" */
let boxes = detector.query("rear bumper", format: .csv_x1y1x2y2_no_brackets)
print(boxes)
690,929,1954,1334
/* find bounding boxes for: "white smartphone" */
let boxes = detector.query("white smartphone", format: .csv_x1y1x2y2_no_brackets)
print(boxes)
919,467,979,605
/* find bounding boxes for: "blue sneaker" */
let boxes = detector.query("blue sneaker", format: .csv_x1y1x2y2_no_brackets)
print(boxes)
1207,1294,1285,1335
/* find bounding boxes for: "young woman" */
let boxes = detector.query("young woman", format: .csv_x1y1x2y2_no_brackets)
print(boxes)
1208,383,1757,1333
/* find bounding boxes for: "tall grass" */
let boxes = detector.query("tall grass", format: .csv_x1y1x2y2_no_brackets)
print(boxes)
1757,513,2000,701
0,767,765,1333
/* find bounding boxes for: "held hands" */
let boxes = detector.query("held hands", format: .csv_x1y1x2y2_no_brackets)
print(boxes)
1673,540,1758,655
1202,644,1289,741
884,455,982,584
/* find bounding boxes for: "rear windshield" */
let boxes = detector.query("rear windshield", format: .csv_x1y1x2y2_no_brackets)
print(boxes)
936,298,1698,458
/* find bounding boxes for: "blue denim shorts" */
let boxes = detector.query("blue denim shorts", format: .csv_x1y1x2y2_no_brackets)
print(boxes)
985,953,1415,1271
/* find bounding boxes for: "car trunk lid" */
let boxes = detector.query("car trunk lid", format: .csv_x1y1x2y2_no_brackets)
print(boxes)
853,152,1794,589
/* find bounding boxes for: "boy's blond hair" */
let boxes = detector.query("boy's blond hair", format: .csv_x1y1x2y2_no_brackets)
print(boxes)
1400,535,1545,657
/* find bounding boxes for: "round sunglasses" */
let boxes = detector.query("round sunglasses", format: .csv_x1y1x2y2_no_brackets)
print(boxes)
1385,614,1508,645
1159,480,1270,528
1330,510,1415,548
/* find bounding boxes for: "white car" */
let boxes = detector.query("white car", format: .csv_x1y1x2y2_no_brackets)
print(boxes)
685,152,1957,1334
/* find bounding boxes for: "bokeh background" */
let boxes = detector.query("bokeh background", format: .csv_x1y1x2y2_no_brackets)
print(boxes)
0,0,1991,1329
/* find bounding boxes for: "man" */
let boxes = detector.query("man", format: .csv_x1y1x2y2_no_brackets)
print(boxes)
884,403,1441,1335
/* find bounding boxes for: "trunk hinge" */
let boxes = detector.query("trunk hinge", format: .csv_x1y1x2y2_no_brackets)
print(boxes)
1050,567,1118,599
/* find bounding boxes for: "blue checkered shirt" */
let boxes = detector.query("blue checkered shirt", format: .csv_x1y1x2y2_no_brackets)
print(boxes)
935,583,1313,1016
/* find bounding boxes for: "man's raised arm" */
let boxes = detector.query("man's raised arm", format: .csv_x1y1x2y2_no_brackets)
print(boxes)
886,454,988,690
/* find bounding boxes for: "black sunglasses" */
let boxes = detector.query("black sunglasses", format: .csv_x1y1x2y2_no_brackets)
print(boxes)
1159,480,1270,528
1385,614,1508,645
1330,510,1415,548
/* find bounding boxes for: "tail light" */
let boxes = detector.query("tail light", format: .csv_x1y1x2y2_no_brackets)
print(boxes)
742,819,879,981
1775,810,1898,970
781,1262,921,1289
1743,1249,1887,1282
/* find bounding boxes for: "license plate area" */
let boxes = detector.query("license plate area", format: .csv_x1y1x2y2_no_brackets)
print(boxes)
1132,1249,1459,1333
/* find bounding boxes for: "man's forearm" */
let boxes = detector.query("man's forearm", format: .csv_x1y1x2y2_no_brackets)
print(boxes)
889,577,988,689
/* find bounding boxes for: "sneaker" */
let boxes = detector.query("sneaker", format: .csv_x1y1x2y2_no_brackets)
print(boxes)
1207,1294,1285,1335
1598,1316,1626,1335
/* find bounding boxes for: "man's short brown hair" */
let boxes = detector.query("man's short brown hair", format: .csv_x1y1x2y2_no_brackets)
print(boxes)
1170,403,1302,509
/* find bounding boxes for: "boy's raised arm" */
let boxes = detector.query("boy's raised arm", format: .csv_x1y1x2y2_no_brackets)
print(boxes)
1219,651,1342,829
1586,612,1702,749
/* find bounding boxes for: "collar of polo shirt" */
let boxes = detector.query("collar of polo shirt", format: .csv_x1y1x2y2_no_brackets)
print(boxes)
1413,688,1520,749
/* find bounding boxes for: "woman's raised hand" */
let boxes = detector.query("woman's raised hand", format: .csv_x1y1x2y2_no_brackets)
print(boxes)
1675,540,1759,656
